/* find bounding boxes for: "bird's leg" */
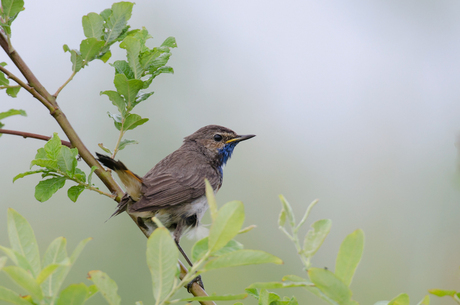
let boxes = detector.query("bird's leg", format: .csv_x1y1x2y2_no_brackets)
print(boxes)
175,239,194,267
174,237,204,292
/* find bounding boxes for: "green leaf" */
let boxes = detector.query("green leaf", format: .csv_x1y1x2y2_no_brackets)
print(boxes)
238,225,256,234
36,260,69,285
80,38,105,64
74,168,86,183
388,294,410,305
68,185,85,202
5,86,20,97
278,209,286,227
98,50,112,63
180,294,248,302
57,146,78,175
41,237,91,301
113,74,144,110
118,139,138,151
208,201,245,253
245,288,259,299
1,0,24,19
44,133,62,160
0,70,9,86
279,195,295,227
132,28,152,52
146,227,178,303
203,250,283,271
335,229,364,286
0,246,34,275
70,238,92,264
134,91,154,105
120,36,142,79
308,268,354,305
0,108,26,120
428,289,456,297
35,177,66,202
41,237,67,297
110,60,134,79
257,289,280,305
65,49,83,73
146,52,171,74
122,113,148,131
13,170,48,182
0,286,33,305
192,237,243,262
30,159,58,170
82,12,104,39
417,295,430,305
34,147,47,159
7,208,41,277
98,143,113,154
205,179,217,221
88,166,98,185
104,2,133,43
0,256,6,270
303,219,332,258
3,266,43,301
101,90,126,115
100,8,112,21
108,112,122,130
161,36,177,48
282,274,309,282
56,283,89,305
86,285,98,300
87,271,121,305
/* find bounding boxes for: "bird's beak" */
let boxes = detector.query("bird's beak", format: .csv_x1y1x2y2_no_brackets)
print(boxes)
226,134,256,143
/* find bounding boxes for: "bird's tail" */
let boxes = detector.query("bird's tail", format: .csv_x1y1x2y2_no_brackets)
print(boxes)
96,152,143,202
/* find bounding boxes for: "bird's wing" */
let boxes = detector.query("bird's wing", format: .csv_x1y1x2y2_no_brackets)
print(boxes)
130,163,221,213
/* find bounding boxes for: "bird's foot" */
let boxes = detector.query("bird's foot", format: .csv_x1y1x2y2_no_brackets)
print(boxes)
186,275,204,293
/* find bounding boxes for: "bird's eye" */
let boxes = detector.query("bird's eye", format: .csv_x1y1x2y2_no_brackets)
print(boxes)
214,134,223,142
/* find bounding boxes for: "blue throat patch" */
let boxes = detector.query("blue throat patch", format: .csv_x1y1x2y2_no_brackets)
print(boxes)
217,142,239,174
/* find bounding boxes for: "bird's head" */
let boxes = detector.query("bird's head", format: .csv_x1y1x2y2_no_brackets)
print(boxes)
184,125,255,167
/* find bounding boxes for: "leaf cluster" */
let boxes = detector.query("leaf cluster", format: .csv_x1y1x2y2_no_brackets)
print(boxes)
62,2,135,72
0,208,95,305
100,28,176,155
14,133,98,202
248,196,433,305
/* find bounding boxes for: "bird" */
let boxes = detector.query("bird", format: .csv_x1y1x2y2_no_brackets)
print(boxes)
96,125,255,266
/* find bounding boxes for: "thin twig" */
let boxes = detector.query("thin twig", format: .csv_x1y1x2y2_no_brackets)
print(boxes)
0,65,55,111
112,127,125,159
54,71,76,97
0,129,72,147
0,85,20,89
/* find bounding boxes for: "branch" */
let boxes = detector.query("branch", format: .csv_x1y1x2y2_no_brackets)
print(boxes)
0,129,72,147
54,71,76,97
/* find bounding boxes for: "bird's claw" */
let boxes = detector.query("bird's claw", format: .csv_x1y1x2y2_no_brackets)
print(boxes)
186,275,204,293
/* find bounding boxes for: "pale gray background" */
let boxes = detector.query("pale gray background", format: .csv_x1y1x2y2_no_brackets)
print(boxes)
1,1,460,304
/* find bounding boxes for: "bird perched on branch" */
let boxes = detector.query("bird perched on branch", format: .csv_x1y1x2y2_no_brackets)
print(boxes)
96,125,255,265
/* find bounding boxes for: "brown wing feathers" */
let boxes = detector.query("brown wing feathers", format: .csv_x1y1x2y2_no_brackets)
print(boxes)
96,153,143,201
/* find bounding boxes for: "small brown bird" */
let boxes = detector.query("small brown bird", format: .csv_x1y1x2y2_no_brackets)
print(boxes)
96,125,255,264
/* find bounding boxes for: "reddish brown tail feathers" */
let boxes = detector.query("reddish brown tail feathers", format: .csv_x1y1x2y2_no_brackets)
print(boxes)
96,152,128,171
